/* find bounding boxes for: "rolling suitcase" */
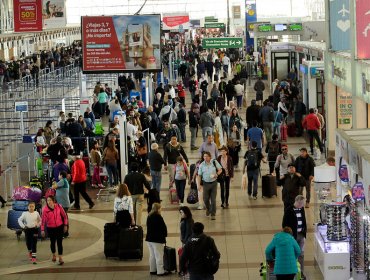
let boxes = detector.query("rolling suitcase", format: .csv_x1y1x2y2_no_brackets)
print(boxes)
104,223,120,258
164,245,177,272
287,123,296,137
280,123,287,142
262,175,277,198
12,200,29,211
118,226,144,260
214,74,219,82
169,187,179,204
7,209,24,230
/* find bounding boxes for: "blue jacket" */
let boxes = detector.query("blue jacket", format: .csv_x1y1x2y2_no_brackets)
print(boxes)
265,232,301,275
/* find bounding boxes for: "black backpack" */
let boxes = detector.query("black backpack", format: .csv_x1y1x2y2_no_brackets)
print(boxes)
246,150,258,168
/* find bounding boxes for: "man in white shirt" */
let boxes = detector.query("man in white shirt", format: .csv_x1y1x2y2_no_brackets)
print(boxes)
169,85,176,99
127,118,138,141
222,55,230,78
159,103,177,123
234,81,244,109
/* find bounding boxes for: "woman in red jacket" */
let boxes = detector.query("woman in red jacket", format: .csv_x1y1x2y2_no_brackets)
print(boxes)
41,196,68,265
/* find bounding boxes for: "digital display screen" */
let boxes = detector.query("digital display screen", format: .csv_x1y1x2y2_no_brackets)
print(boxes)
258,24,272,32
274,24,287,32
289,23,303,31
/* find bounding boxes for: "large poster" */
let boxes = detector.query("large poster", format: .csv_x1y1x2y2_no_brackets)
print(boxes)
13,0,43,32
82,15,161,73
42,0,66,29
245,0,257,50
356,0,370,59
162,13,190,31
337,88,352,129
329,0,350,51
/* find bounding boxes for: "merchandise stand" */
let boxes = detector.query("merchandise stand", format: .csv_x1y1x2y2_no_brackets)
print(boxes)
326,129,370,280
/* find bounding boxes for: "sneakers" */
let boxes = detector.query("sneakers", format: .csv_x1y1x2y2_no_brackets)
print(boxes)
28,252,32,260
91,184,98,189
89,203,95,209
253,196,257,200
197,205,204,210
58,258,64,265
206,210,210,217
31,257,37,264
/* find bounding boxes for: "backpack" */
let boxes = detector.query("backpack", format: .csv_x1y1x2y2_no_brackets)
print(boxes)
268,108,275,122
246,150,258,168
205,237,220,274
268,141,279,159
211,89,219,102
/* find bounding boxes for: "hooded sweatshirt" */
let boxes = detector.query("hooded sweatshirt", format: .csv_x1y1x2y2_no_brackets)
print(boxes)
41,203,68,231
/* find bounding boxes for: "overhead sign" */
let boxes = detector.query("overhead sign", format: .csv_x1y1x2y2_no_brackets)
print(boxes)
42,0,66,29
289,23,303,31
162,13,190,30
82,15,161,73
202,37,243,49
329,0,350,51
15,101,29,112
356,0,370,59
189,20,200,28
232,6,241,19
205,16,218,23
13,0,43,32
204,23,225,29
245,0,257,48
258,24,272,32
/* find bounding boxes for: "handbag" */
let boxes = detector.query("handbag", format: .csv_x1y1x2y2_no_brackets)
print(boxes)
186,188,198,204
212,160,225,183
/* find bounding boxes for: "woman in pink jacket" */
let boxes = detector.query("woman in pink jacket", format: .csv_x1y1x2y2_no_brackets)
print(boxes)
41,196,68,265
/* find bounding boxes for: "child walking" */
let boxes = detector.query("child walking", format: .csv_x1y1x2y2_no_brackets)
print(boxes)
18,201,41,264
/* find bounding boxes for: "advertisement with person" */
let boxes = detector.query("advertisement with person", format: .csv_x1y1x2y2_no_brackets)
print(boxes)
82,15,161,73
13,0,43,32
162,13,190,31
42,0,66,29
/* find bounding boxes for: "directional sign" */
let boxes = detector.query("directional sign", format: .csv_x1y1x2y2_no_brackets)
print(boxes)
205,16,218,23
202,37,243,49
204,23,225,29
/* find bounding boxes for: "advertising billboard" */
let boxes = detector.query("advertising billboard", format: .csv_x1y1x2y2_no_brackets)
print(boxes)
42,0,66,29
162,13,190,31
356,0,370,59
13,0,43,32
329,0,350,51
82,15,161,73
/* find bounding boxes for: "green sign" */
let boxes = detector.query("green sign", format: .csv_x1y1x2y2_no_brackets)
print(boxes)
204,23,225,29
289,23,303,31
258,24,272,32
202,37,243,49
205,16,218,23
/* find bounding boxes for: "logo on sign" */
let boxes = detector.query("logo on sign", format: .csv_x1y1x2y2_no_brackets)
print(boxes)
352,182,365,201
339,164,349,182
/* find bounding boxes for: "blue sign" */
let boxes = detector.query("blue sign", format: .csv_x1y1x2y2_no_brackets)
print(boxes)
300,64,308,74
245,1,257,50
329,0,351,51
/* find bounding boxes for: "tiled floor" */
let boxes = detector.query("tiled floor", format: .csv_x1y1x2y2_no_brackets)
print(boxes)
0,81,325,279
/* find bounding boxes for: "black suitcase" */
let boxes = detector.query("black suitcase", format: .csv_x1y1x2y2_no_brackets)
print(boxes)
214,74,219,82
118,226,143,260
262,175,277,198
164,246,177,272
104,223,120,258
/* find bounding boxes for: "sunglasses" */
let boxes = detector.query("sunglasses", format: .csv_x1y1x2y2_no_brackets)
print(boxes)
281,148,287,151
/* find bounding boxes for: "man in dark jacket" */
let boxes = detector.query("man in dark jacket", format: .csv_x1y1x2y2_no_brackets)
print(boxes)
189,104,200,150
180,222,220,279
295,148,315,208
68,118,84,154
254,77,265,106
163,135,188,187
124,162,150,225
282,163,306,210
282,195,307,279
47,136,66,163
225,80,236,105
148,143,165,196
177,104,187,142
246,100,260,129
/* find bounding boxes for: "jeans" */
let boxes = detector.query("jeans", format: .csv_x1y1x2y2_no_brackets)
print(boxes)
147,242,165,274
48,225,64,255
263,121,273,142
178,122,186,142
131,194,144,225
236,95,243,108
223,65,229,77
190,126,197,148
307,129,323,153
203,181,218,216
25,228,38,257
247,169,259,197
190,274,214,280
202,127,213,142
273,124,281,140
175,179,186,203
106,162,119,186
150,170,162,195
220,176,230,205
299,178,312,203
73,181,93,208
91,166,102,185
296,232,305,275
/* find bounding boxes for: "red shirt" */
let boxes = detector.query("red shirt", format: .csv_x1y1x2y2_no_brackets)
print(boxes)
178,85,185,98
71,158,87,183
302,113,320,130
